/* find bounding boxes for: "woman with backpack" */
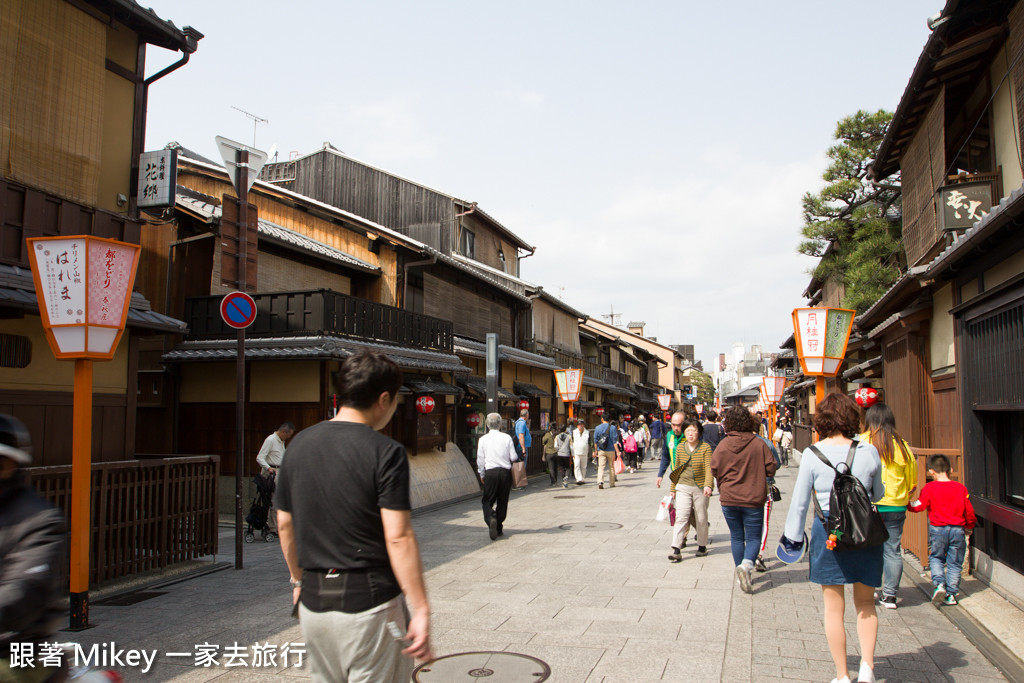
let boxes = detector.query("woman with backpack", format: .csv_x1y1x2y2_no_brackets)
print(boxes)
861,403,917,610
622,426,640,473
779,393,885,683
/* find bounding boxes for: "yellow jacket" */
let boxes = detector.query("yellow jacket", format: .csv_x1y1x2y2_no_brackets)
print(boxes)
859,431,917,507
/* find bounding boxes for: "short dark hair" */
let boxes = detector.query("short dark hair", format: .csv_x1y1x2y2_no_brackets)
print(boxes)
812,393,860,439
333,349,402,410
681,417,703,438
705,410,718,422
722,406,755,433
928,454,951,474
279,422,296,432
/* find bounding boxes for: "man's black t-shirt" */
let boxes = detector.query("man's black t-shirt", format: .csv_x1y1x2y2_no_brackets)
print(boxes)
276,420,411,572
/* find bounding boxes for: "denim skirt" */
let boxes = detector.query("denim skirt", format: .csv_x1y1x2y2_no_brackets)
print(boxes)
808,517,884,587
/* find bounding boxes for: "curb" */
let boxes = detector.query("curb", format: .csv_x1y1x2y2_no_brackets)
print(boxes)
903,557,1024,683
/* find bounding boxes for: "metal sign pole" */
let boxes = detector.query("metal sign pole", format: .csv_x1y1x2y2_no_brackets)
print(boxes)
235,150,249,570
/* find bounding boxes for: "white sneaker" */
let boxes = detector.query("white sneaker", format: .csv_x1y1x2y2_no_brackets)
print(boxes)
830,678,851,683
857,660,875,682
735,565,752,594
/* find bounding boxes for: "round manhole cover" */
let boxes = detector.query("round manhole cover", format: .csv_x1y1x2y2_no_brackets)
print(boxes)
558,522,623,531
413,651,550,682
552,495,584,499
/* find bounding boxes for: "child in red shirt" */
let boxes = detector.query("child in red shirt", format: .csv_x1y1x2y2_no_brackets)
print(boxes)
909,454,976,605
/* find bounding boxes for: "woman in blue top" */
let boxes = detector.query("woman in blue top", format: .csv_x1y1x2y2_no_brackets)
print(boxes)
781,393,884,683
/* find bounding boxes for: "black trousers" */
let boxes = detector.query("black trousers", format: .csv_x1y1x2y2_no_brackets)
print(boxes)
554,455,573,483
482,467,512,532
545,452,558,484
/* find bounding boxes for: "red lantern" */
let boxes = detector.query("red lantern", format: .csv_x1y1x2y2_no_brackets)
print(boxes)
595,407,604,417
415,395,435,414
518,399,530,411
466,412,481,428
624,413,632,421
855,387,880,408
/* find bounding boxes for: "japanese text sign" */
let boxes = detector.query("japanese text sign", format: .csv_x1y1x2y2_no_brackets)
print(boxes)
138,149,178,209
792,307,855,376
657,394,671,411
27,236,140,360
938,181,991,231
554,368,584,402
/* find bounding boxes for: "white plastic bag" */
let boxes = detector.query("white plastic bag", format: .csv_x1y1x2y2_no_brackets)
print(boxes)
656,495,674,522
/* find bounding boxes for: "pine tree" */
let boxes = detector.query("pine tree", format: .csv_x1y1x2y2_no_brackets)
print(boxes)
799,110,903,312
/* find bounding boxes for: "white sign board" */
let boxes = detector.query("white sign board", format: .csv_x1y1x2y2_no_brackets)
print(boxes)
138,149,177,208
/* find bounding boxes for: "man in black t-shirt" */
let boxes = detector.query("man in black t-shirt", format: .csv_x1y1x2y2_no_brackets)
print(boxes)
276,350,432,681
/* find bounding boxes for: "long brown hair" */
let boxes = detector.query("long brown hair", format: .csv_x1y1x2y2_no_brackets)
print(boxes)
864,403,911,467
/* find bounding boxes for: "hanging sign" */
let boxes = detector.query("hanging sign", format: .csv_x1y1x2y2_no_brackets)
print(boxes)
138,148,178,209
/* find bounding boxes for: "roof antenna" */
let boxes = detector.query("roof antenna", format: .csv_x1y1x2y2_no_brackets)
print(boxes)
231,106,268,147
601,304,622,327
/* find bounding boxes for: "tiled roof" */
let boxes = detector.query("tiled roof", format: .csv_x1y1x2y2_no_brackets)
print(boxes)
163,335,469,373
453,337,556,370
405,378,462,395
0,264,186,333
457,377,518,401
923,182,1024,279
259,219,379,273
513,381,552,398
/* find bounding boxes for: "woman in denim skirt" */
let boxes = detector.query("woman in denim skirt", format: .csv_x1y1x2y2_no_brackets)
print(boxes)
780,393,884,683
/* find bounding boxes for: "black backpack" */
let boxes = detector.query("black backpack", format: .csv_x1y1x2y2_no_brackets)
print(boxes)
594,424,611,450
809,442,889,552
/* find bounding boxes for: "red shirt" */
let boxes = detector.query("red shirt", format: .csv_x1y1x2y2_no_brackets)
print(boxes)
909,480,976,529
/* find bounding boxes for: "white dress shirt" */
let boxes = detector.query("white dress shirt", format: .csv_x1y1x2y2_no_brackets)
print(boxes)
256,432,286,470
476,428,518,478
570,429,591,456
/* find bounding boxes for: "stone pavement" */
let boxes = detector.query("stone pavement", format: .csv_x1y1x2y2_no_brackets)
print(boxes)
67,459,1012,682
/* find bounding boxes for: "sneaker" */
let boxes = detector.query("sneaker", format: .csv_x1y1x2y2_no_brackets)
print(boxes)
932,584,945,602
598,482,603,489
878,595,898,609
668,550,682,563
830,678,851,683
488,517,498,541
754,556,767,572
735,565,752,594
858,660,875,682
562,482,568,488
576,481,584,485
943,593,959,606
695,546,708,557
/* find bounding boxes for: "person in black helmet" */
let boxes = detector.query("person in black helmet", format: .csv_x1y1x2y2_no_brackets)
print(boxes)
0,415,67,682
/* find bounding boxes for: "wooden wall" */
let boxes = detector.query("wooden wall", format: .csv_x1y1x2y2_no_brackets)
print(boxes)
423,271,514,345
901,88,946,267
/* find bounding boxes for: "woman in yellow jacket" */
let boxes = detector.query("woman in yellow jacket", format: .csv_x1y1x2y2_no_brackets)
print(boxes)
861,403,917,609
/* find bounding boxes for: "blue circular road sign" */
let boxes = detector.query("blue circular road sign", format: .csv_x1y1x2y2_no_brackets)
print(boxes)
220,291,257,329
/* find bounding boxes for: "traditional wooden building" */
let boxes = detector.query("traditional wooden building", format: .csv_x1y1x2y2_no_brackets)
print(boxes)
865,0,1024,599
0,0,200,465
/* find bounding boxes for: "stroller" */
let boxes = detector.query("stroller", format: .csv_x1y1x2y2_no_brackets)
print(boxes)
245,473,277,543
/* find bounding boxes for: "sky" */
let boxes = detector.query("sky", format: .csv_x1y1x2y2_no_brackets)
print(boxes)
143,1,939,372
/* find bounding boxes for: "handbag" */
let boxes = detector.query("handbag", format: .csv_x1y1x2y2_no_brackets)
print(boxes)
772,428,784,442
614,454,625,475
511,460,528,488
770,484,782,502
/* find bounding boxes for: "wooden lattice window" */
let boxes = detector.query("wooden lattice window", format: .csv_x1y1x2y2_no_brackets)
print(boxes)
0,333,31,368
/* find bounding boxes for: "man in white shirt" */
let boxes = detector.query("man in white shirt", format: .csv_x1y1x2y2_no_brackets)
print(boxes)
256,422,295,476
570,420,592,485
476,413,519,541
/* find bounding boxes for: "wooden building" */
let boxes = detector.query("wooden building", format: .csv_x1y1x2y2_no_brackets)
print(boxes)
0,0,200,464
864,0,1024,600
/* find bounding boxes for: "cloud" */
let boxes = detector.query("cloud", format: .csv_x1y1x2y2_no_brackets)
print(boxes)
516,148,827,369
494,84,546,109
320,99,440,165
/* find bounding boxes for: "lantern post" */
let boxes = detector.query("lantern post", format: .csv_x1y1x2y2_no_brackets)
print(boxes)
27,236,141,630
762,375,786,438
657,393,671,423
553,368,584,420
792,307,855,437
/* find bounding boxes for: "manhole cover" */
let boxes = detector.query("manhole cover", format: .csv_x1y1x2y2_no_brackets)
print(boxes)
552,495,584,499
413,651,549,682
558,522,623,531
94,591,168,607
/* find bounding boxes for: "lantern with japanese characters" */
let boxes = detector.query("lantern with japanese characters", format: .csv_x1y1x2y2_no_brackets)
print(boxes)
855,387,880,408
624,413,632,421
466,412,482,428
518,399,530,411
792,307,856,376
595,406,605,417
415,395,435,414
27,236,141,360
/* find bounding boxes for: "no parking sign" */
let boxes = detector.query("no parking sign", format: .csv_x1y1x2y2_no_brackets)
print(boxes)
220,291,257,329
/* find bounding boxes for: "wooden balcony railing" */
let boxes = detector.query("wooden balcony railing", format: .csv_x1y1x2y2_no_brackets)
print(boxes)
185,289,454,353
24,456,220,587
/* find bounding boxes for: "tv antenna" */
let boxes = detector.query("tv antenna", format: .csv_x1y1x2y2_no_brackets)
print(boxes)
231,106,268,147
601,304,622,327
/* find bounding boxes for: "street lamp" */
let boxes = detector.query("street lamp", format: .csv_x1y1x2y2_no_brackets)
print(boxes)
792,306,855,405
553,368,584,420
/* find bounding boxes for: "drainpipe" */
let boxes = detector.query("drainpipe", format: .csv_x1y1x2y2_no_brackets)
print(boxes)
130,27,203,218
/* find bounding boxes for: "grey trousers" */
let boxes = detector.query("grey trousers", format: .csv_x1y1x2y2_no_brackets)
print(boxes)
299,594,414,682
